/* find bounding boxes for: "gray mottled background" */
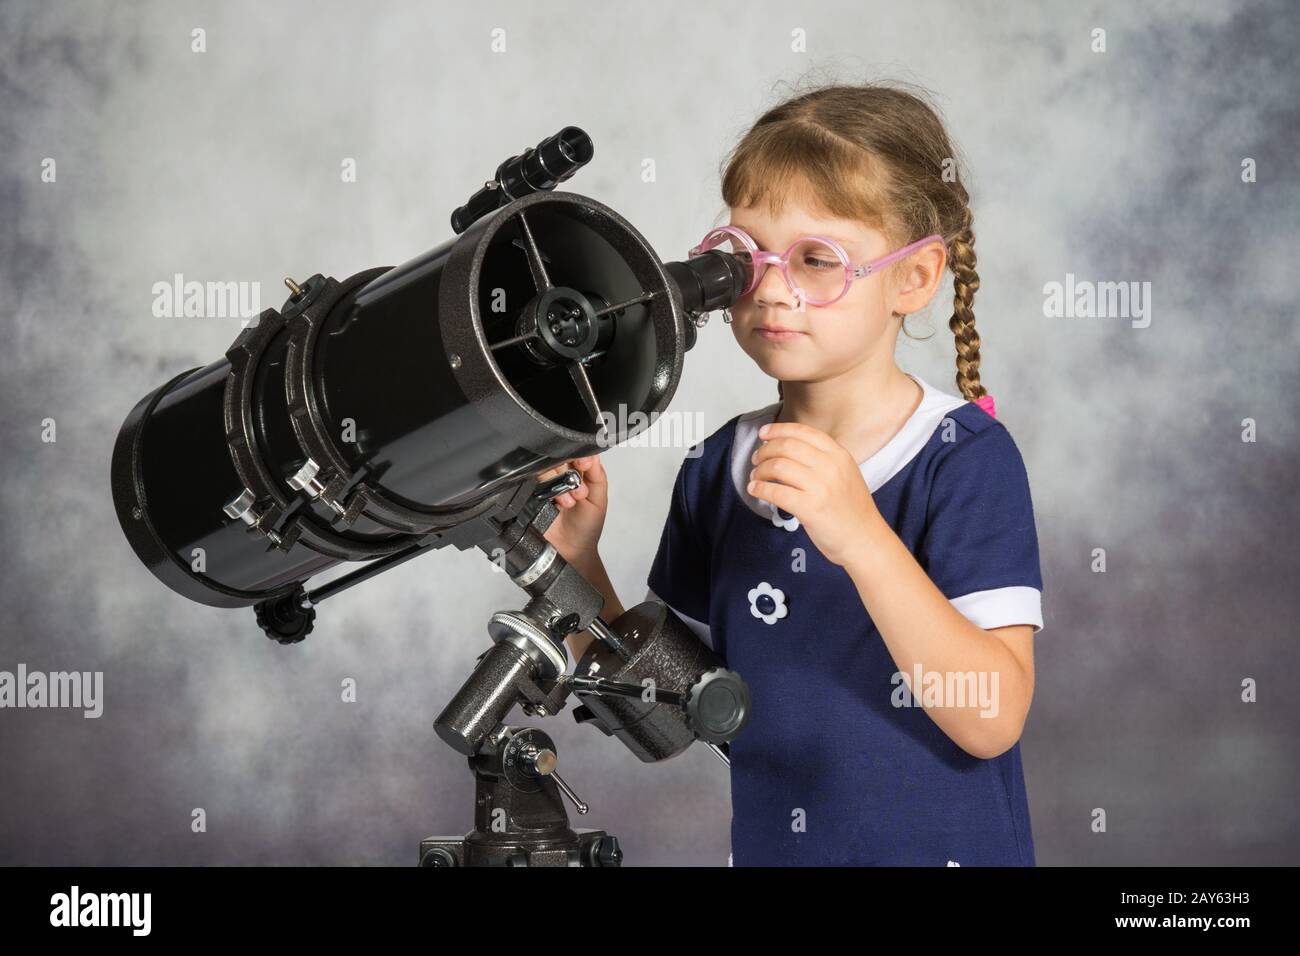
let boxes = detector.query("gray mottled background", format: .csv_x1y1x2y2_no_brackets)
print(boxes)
1,0,1297,866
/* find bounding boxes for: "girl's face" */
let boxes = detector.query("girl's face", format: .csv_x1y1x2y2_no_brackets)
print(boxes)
725,198,944,389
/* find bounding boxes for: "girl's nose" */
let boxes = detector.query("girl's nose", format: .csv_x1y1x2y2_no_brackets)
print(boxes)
753,261,799,309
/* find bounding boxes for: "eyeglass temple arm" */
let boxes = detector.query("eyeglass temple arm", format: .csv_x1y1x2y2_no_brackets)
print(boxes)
853,233,945,277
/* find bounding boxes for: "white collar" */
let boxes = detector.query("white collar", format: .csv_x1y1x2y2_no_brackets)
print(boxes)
729,373,968,521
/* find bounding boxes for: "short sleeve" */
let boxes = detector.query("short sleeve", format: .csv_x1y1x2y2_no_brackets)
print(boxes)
646,456,712,627
917,424,1045,633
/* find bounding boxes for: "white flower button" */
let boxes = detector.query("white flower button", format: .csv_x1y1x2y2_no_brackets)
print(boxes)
768,504,799,532
748,581,788,625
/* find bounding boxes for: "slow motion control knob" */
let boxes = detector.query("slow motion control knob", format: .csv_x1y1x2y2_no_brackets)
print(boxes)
683,667,751,743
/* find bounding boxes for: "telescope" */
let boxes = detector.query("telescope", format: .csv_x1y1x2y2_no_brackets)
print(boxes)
110,126,751,866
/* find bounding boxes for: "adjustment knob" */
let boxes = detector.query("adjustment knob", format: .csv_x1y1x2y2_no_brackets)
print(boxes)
682,668,751,743
519,744,558,777
253,587,315,644
589,835,623,867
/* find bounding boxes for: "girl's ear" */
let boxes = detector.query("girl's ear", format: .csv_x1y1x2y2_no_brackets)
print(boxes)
891,243,947,316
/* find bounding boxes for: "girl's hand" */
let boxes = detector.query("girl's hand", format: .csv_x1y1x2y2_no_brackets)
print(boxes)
747,422,882,568
535,455,609,563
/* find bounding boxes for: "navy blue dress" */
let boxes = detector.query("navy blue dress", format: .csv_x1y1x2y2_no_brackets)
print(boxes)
646,374,1044,866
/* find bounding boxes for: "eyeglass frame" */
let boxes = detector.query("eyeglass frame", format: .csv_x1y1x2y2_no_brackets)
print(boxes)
688,225,946,307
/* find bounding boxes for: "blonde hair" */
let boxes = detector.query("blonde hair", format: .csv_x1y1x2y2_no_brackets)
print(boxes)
719,80,985,403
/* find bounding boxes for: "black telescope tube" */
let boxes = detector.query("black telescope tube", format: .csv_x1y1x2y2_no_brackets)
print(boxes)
112,189,687,610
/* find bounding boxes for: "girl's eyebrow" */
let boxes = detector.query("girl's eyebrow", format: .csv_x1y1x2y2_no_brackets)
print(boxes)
818,233,862,249
730,223,861,249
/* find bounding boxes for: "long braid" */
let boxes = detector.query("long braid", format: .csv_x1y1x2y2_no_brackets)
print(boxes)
948,204,986,403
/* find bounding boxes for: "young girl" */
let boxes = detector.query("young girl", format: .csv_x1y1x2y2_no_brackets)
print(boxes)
540,82,1044,866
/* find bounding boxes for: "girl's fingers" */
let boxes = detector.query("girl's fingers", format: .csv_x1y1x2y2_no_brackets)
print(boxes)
580,456,608,510
574,457,600,482
750,456,817,492
751,436,825,469
539,456,606,509
758,421,840,456
748,478,798,511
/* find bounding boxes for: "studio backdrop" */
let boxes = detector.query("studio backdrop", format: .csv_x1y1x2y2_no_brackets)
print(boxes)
1,0,1297,865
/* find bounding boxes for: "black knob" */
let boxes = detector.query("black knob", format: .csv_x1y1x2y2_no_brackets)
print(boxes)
419,846,458,867
253,587,315,645
683,668,751,743
591,835,623,867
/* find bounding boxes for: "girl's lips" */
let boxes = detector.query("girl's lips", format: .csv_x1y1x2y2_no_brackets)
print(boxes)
755,327,805,341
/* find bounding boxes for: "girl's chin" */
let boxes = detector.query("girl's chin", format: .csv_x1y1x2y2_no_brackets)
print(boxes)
746,352,807,380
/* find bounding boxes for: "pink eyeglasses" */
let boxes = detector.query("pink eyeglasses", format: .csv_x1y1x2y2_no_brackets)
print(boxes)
689,225,945,307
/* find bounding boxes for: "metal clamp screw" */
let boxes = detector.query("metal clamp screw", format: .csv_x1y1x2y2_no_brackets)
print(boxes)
287,458,346,515
223,488,283,546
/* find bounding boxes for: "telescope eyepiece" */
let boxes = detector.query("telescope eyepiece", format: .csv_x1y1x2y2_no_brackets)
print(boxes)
451,126,594,234
504,126,593,196
665,250,748,317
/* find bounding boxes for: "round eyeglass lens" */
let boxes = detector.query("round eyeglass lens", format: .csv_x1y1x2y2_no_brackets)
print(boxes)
785,238,849,303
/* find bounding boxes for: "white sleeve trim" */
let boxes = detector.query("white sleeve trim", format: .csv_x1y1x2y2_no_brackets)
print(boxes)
645,586,714,649
950,586,1043,633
